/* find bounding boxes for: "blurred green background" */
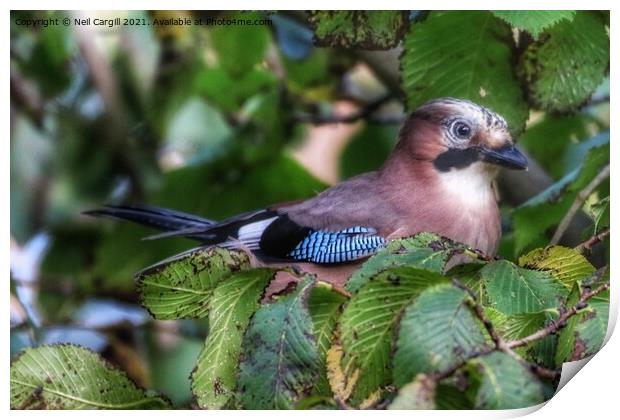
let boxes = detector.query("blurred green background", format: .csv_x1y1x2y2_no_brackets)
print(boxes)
10,10,609,407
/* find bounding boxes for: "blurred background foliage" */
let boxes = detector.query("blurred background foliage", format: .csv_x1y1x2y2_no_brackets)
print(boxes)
10,10,609,407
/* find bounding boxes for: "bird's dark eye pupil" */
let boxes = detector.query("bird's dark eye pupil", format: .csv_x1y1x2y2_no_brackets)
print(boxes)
454,122,471,138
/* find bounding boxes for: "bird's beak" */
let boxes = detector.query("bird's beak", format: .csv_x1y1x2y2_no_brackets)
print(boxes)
478,145,528,170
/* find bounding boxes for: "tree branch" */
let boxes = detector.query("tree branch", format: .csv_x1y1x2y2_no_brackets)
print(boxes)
461,247,500,263
452,278,561,381
71,11,145,200
452,278,503,347
10,318,205,341
10,74,44,127
506,275,610,349
294,94,395,125
550,165,610,245
574,227,610,254
502,346,562,381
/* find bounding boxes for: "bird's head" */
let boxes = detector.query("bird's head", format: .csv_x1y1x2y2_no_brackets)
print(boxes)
395,97,528,175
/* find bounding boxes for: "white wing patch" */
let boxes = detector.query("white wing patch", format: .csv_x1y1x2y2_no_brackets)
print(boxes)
237,216,278,250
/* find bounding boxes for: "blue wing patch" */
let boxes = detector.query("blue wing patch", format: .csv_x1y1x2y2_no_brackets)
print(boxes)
288,226,386,264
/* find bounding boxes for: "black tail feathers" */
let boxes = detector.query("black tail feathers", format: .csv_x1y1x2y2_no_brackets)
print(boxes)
83,204,217,241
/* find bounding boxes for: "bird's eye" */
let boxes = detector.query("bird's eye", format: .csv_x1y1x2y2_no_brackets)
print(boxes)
451,121,472,139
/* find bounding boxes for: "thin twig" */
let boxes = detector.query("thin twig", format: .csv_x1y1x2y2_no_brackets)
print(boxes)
453,277,565,381
428,344,560,382
10,319,204,341
438,235,499,262
71,11,144,199
333,396,352,410
507,278,610,349
316,280,352,298
462,247,500,263
452,278,503,347
294,95,394,125
10,74,44,127
550,165,610,245
574,228,610,254
430,348,493,382
500,345,561,381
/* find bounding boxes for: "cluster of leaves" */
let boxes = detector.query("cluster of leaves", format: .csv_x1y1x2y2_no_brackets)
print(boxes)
512,137,609,254
11,233,610,409
10,9,341,406
400,10,608,134
11,345,170,409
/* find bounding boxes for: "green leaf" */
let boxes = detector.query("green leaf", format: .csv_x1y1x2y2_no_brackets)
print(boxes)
308,283,348,396
281,49,333,93
340,123,398,179
163,97,232,166
148,335,204,406
340,266,449,403
530,334,558,368
153,154,326,222
209,11,270,76
41,227,101,290
237,277,320,409
518,114,602,179
518,11,609,112
294,395,337,410
556,280,609,364
194,67,277,113
518,246,595,289
484,307,557,366
402,11,529,134
485,307,547,341
389,374,436,410
447,263,486,301
572,298,609,353
492,11,575,38
92,224,194,294
467,352,545,409
515,143,610,248
10,344,169,409
393,284,489,387
585,195,610,233
20,13,74,97
136,247,250,319
435,383,474,409
512,140,609,254
346,232,468,293
480,260,566,315
191,269,276,409
562,132,610,176
308,11,408,49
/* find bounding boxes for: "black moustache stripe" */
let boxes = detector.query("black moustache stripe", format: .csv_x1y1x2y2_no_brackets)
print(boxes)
433,148,480,172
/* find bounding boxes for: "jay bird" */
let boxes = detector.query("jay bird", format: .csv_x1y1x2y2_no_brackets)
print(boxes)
86,98,528,287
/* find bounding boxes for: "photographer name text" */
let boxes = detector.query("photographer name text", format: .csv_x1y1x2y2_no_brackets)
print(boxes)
14,16,272,28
